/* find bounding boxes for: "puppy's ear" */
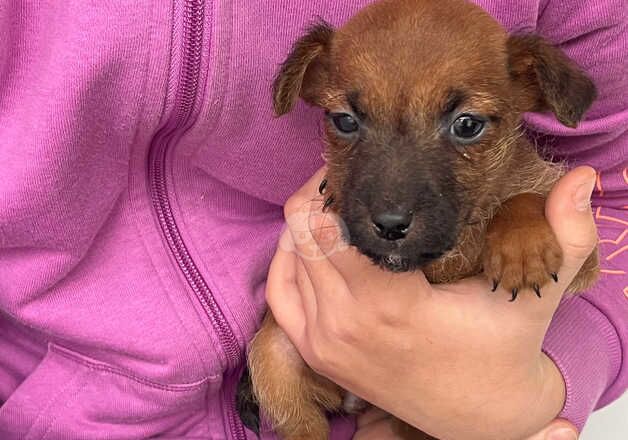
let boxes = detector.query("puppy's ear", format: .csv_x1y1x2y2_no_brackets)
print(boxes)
507,35,596,128
273,21,334,116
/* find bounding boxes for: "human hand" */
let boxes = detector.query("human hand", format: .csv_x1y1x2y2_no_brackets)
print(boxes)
526,419,579,440
354,408,441,439
267,166,597,440
353,410,579,440
353,408,404,440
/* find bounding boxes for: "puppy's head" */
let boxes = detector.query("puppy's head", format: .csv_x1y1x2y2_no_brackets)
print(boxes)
274,0,596,272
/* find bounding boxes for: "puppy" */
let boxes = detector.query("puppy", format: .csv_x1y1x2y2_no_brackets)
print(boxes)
241,0,600,438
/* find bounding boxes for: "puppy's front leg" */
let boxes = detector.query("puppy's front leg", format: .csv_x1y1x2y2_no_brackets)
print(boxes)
248,312,343,440
483,193,563,300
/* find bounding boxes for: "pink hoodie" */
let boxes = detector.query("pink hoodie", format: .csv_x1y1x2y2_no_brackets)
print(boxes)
0,1,625,439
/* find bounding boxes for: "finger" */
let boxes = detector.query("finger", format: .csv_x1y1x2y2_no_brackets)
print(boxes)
265,230,307,346
283,167,328,218
282,171,345,286
283,171,357,304
353,419,400,440
308,208,385,291
291,220,350,303
357,408,390,428
295,256,318,321
308,206,353,264
282,166,332,266
523,418,578,440
545,166,598,289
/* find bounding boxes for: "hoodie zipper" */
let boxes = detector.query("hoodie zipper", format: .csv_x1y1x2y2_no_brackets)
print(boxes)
148,1,246,439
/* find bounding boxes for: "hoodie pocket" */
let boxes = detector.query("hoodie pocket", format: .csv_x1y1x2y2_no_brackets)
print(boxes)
0,343,219,440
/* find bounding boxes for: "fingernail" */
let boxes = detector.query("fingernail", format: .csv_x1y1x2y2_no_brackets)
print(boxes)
573,177,595,212
547,427,578,440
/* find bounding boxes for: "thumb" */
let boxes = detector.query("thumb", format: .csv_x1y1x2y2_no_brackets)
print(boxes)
525,418,579,440
545,166,598,283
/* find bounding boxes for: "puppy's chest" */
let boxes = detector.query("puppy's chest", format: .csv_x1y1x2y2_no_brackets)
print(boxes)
423,222,487,284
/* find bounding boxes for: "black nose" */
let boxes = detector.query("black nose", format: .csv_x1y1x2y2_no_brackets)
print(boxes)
372,211,413,241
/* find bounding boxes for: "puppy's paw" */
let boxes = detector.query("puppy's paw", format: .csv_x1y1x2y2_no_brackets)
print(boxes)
483,217,562,301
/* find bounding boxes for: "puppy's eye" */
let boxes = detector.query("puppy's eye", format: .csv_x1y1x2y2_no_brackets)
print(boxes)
330,113,359,134
450,114,485,142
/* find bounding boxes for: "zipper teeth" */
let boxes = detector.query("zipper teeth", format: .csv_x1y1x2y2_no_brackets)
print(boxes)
176,3,204,121
151,162,241,364
148,0,246,438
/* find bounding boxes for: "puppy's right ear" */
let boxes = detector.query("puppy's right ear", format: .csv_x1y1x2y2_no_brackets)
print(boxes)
273,21,334,116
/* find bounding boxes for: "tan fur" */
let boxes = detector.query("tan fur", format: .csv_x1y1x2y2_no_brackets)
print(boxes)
249,314,344,439
249,0,600,438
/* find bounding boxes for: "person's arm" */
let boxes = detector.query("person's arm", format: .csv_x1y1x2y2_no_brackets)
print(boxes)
527,0,628,431
542,275,627,431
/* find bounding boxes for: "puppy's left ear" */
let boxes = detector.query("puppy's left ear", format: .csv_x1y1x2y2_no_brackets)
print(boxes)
507,35,596,128
273,21,334,116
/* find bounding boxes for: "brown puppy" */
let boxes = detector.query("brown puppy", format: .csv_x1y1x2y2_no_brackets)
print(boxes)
244,0,600,438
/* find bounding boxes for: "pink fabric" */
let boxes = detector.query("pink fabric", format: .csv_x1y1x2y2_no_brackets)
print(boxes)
0,0,625,438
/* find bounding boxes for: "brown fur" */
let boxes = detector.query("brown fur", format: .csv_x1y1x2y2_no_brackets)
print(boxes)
249,314,344,439
247,0,599,438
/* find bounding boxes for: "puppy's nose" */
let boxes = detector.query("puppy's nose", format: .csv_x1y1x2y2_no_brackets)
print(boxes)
372,211,413,241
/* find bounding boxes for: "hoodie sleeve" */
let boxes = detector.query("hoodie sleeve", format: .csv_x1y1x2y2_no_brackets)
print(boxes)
524,0,628,431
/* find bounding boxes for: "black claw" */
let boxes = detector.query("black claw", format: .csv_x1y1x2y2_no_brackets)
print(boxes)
509,288,519,302
533,284,541,298
318,178,328,195
551,273,558,282
322,196,334,212
491,279,499,292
